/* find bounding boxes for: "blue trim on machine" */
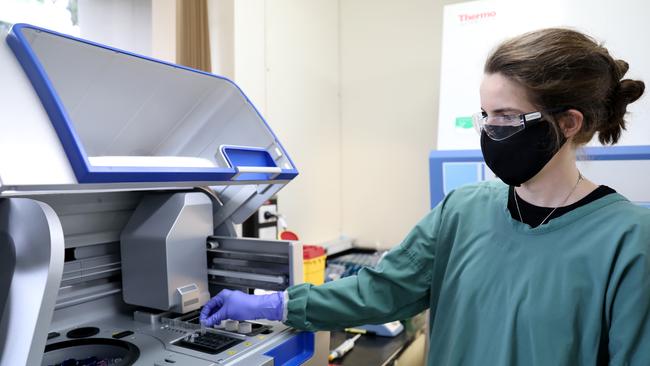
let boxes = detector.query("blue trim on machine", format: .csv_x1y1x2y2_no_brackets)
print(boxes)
263,332,315,366
6,23,298,184
579,145,650,160
222,146,277,168
222,146,280,181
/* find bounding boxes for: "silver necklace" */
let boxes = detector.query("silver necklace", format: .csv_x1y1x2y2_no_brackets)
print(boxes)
514,172,583,227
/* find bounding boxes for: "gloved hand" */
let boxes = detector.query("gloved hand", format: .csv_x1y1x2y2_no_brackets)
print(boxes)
199,289,284,327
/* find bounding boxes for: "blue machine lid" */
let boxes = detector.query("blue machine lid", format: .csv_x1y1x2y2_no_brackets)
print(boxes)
6,24,298,185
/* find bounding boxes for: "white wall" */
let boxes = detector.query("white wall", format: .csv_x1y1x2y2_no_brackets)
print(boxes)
208,0,234,78
78,0,152,56
233,0,266,114
234,1,342,245
151,0,176,63
79,0,176,64
231,1,443,249
265,2,342,244
339,0,440,249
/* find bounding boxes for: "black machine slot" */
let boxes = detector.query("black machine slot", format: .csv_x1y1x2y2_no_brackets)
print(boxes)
178,310,201,322
205,236,297,292
207,248,289,264
244,322,273,336
208,275,286,292
210,257,289,276
112,330,134,339
176,310,202,325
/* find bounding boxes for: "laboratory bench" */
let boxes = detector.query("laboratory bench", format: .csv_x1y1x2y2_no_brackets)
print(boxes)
329,326,422,366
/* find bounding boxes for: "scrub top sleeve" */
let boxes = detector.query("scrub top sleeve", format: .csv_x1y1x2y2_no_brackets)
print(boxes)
284,196,447,331
606,218,650,365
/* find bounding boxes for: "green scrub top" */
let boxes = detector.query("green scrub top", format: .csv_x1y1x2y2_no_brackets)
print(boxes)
284,181,650,365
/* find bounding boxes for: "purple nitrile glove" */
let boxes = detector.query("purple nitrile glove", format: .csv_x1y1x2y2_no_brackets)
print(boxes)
199,289,284,327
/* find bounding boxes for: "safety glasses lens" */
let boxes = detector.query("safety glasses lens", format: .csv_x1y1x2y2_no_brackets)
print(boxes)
483,124,524,140
472,112,525,141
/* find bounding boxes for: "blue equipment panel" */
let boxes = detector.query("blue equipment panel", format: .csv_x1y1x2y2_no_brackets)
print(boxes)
429,145,650,208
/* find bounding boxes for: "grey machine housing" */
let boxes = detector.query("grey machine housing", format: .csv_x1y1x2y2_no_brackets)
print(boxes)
121,193,213,314
0,24,327,366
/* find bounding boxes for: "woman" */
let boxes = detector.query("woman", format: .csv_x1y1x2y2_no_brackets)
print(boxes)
200,28,649,365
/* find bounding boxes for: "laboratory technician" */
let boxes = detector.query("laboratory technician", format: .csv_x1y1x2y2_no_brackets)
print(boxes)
200,28,650,365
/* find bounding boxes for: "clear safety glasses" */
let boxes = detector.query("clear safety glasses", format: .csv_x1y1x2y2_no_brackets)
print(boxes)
472,110,545,141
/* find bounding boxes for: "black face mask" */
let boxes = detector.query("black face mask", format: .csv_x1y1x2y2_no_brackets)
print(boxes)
480,122,565,186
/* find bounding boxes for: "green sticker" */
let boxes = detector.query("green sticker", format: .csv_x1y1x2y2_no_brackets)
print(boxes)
455,116,473,129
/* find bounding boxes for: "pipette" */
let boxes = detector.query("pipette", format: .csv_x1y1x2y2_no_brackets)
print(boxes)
328,334,361,361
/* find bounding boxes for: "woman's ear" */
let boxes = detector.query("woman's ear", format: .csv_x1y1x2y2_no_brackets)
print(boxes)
558,109,583,138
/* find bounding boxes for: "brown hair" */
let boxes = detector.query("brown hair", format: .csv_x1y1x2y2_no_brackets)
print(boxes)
485,28,645,145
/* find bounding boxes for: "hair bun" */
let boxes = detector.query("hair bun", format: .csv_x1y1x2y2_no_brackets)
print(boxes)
618,79,645,104
614,59,630,78
601,78,645,144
